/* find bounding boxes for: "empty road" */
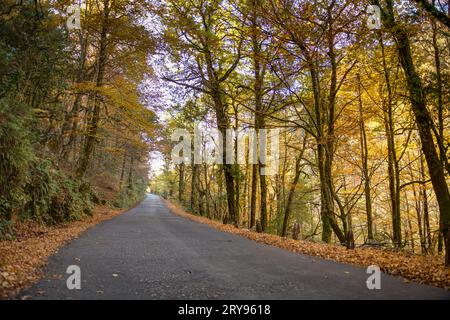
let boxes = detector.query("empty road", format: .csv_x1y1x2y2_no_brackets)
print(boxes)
19,194,450,299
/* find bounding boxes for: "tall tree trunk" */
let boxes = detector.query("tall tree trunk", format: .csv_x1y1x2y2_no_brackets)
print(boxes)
190,159,199,213
242,149,250,226
203,163,211,218
178,163,185,205
343,178,355,249
420,152,432,252
408,153,425,253
76,0,110,178
281,153,303,237
357,74,374,241
60,30,88,159
127,156,133,189
379,32,401,247
405,193,415,252
286,16,344,243
217,112,238,225
251,0,268,231
119,153,127,189
432,15,445,168
380,0,450,265
432,7,448,252
250,164,258,228
233,104,241,224
258,123,268,231
321,6,345,244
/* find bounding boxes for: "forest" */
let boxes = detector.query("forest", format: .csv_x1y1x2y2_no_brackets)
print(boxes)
0,0,157,234
148,0,450,267
0,0,449,284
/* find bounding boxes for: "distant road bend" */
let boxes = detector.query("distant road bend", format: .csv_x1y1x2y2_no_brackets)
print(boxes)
20,194,450,299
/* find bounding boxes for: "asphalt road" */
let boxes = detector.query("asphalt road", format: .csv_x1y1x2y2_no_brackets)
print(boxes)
19,194,450,300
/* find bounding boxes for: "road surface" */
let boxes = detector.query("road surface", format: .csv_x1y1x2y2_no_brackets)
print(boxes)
19,194,450,299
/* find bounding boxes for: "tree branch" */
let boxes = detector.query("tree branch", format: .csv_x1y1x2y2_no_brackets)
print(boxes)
411,0,450,30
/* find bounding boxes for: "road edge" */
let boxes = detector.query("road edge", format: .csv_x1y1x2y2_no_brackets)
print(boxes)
161,197,450,291
0,205,133,299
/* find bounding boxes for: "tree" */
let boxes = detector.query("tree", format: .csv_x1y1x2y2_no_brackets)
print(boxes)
375,0,450,265
158,0,245,224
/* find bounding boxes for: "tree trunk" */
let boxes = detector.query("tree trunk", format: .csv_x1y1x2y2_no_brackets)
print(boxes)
281,155,302,237
378,31,401,247
190,160,199,213
420,152,432,252
251,0,268,231
119,153,126,189
178,163,185,205
76,0,110,178
381,0,450,265
203,164,211,218
409,154,425,253
215,103,237,225
258,124,268,231
250,164,258,228
286,12,344,243
60,31,88,159
321,10,346,244
357,74,374,241
127,156,133,189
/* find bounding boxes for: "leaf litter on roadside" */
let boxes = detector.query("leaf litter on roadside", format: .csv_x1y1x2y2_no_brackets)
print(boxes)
0,206,125,298
164,199,450,290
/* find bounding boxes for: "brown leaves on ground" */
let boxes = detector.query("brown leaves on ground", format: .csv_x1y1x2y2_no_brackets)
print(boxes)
164,199,450,290
0,206,125,299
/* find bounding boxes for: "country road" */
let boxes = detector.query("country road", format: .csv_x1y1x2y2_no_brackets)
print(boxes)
19,194,450,300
